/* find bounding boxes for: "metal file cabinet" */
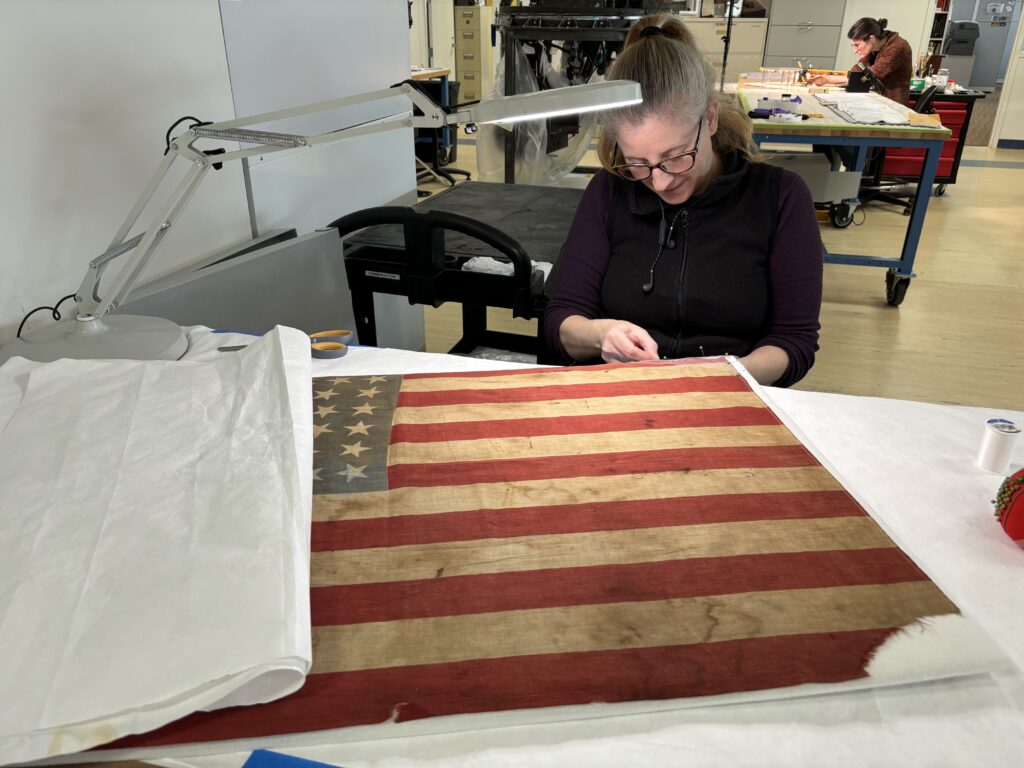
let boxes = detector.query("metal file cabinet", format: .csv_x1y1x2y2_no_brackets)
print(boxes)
454,4,493,103
686,18,767,82
763,0,846,71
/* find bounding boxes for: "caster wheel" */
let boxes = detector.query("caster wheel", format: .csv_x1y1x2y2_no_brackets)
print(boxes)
829,203,853,228
885,270,910,306
934,184,947,197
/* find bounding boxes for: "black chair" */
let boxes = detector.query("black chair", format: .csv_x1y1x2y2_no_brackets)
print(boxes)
858,87,942,215
329,205,544,355
413,79,471,191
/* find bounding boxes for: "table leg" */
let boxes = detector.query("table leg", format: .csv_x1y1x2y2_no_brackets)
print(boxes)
898,139,942,277
350,282,378,347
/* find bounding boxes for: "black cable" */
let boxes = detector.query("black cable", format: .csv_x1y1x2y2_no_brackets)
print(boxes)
449,98,482,109
163,116,209,155
391,78,482,111
16,292,77,338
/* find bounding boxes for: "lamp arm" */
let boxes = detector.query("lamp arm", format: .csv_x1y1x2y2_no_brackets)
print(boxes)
74,83,430,320
75,149,181,316
401,83,454,130
202,86,407,131
94,159,211,318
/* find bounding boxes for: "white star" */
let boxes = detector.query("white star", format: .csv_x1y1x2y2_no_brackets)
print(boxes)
315,404,338,419
346,420,372,436
357,387,381,399
314,388,337,401
341,441,369,458
312,467,323,482
340,464,367,482
312,423,334,438
368,376,388,384
352,403,380,415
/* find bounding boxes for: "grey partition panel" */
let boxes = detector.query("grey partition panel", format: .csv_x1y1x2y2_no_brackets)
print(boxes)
119,230,425,350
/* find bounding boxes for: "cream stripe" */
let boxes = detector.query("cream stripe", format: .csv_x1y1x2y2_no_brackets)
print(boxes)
398,362,735,392
311,516,888,587
312,465,842,522
310,581,957,673
392,390,765,425
388,424,798,465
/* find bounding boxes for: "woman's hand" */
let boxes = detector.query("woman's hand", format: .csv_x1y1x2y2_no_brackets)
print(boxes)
600,321,660,362
559,316,660,363
809,74,847,87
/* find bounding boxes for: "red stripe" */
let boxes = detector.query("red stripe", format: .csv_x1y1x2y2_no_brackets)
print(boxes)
106,630,891,748
310,549,924,626
390,406,779,443
388,444,816,488
401,358,725,381
397,375,748,407
312,490,865,551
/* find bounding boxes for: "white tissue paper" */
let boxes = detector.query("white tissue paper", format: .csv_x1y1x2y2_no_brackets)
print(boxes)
815,93,910,125
462,256,553,283
0,326,313,765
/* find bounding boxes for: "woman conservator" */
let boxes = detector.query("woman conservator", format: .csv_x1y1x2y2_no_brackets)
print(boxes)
847,17,914,105
542,14,823,387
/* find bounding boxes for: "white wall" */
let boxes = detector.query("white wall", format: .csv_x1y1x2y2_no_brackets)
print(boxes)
218,0,414,238
0,0,415,346
409,0,456,72
411,0,428,66
992,9,1024,145
836,0,933,73
0,0,250,345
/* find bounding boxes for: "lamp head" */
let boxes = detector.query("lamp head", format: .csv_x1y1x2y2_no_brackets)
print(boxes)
451,80,642,126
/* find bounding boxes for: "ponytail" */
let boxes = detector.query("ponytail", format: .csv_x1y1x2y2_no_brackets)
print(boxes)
848,16,891,41
597,14,759,170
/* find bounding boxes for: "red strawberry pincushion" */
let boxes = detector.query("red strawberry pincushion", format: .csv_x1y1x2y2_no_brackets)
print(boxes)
994,468,1024,547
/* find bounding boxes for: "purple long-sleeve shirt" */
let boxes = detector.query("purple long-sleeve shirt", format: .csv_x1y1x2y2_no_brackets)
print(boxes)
543,159,823,387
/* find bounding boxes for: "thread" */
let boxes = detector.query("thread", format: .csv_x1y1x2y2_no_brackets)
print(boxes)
975,418,1021,475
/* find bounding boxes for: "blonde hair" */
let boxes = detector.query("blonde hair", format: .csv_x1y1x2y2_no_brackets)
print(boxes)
597,14,759,171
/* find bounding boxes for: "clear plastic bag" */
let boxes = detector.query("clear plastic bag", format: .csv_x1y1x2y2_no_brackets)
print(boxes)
476,41,601,187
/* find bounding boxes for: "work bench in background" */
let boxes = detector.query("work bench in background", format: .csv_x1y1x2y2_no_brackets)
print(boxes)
741,88,950,306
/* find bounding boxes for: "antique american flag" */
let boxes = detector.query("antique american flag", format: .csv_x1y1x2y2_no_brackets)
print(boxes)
112,359,960,750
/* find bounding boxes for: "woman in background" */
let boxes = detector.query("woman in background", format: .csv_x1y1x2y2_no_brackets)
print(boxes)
847,17,914,105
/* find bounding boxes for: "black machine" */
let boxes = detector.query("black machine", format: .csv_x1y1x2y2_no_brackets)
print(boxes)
845,64,887,94
943,20,981,56
494,1,719,181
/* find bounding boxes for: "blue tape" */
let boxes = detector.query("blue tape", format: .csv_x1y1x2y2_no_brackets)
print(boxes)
243,750,344,768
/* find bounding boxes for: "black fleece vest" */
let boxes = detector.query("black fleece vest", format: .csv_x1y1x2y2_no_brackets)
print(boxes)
601,155,781,360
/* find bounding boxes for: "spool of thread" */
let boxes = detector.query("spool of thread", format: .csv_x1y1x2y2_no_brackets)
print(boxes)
975,418,1021,475
311,342,348,359
310,329,354,345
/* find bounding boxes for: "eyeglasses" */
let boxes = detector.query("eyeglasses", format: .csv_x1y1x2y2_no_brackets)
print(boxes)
612,119,703,182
